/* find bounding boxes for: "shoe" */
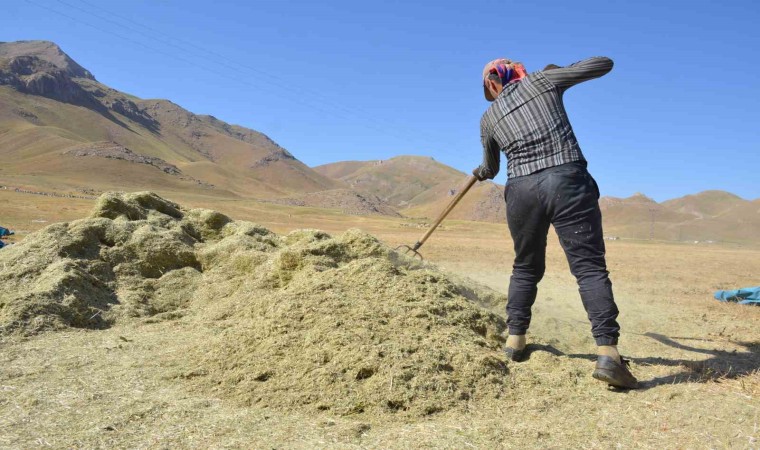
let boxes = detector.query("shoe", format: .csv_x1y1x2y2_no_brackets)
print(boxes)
592,356,638,389
505,346,526,362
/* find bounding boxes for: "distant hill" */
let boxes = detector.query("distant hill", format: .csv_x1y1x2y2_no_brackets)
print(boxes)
589,191,759,243
315,156,507,222
315,156,464,206
661,190,746,218
0,40,343,199
317,158,760,244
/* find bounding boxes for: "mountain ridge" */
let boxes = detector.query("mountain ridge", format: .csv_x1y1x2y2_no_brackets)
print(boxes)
315,156,759,243
0,40,344,199
0,40,94,79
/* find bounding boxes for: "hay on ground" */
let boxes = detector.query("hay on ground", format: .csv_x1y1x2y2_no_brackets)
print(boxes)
0,191,509,417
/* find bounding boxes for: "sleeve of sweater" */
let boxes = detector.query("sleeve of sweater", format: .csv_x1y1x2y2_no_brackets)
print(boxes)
475,117,500,180
542,57,614,92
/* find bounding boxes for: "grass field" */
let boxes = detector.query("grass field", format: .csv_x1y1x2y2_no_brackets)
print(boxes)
1,188,759,449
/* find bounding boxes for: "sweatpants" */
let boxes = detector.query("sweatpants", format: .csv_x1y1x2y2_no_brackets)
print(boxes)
505,161,620,346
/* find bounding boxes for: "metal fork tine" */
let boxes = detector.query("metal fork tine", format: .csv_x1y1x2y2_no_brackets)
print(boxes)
394,244,424,260
393,175,478,263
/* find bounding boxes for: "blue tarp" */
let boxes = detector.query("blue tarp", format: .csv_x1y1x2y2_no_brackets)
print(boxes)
714,287,760,305
0,226,14,249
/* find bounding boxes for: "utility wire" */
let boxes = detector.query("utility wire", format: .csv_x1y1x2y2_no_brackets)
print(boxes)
56,0,299,96
24,0,338,119
71,0,393,127
76,0,445,150
26,0,441,151
71,0,444,146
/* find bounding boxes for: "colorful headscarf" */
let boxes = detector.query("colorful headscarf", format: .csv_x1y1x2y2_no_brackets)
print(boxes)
482,58,527,100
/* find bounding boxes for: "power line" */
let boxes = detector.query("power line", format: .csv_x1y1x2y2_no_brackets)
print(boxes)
71,0,375,122
67,0,454,152
56,0,297,96
24,1,293,102
26,0,441,151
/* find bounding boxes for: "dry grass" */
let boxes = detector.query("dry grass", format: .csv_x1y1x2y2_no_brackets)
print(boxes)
0,190,759,449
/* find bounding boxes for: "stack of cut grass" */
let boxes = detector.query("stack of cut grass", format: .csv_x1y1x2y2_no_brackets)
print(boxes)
0,191,511,416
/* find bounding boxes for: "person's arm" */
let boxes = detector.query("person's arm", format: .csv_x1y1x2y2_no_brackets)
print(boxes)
542,56,613,92
473,121,500,181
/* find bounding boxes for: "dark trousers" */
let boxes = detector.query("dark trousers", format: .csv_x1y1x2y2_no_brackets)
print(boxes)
505,162,620,346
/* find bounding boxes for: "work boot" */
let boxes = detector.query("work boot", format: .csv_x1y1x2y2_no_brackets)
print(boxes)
505,334,527,362
592,356,639,389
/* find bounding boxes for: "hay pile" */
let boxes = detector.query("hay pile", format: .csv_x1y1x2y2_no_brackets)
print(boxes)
0,192,207,333
0,192,510,416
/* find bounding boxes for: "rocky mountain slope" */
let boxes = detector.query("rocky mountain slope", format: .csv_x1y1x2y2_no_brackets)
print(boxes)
0,40,343,199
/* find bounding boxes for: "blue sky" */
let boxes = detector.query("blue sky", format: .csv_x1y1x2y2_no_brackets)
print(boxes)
4,0,759,201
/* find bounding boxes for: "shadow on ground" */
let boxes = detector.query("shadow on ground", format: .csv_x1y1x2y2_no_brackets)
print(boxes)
523,333,760,389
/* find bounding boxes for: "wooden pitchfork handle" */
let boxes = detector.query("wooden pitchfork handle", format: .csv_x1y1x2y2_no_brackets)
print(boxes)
396,175,478,259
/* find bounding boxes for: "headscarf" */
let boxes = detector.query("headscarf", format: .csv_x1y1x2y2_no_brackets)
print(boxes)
482,58,527,100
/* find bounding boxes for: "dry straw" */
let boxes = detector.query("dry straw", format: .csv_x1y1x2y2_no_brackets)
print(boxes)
0,191,512,417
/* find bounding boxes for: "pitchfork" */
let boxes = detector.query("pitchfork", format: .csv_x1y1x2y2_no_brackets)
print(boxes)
395,175,478,260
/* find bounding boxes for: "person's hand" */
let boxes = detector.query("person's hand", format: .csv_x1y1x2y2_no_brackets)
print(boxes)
472,168,485,181
543,64,560,71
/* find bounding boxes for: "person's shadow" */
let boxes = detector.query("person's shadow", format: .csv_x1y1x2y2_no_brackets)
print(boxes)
524,333,760,390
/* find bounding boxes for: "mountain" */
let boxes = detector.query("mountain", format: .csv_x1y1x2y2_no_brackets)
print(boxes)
314,156,507,222
317,158,760,243
0,40,343,199
597,191,759,243
315,156,465,206
661,190,746,218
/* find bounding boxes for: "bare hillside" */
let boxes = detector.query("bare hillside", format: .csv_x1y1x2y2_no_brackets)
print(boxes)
317,157,760,242
316,156,464,206
662,190,747,218
600,191,760,243
315,156,507,222
0,40,342,199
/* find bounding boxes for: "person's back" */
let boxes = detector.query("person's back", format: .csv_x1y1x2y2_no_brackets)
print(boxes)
476,57,613,181
473,56,638,389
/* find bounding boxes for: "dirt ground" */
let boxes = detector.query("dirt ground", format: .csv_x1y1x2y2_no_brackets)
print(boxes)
1,189,759,449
